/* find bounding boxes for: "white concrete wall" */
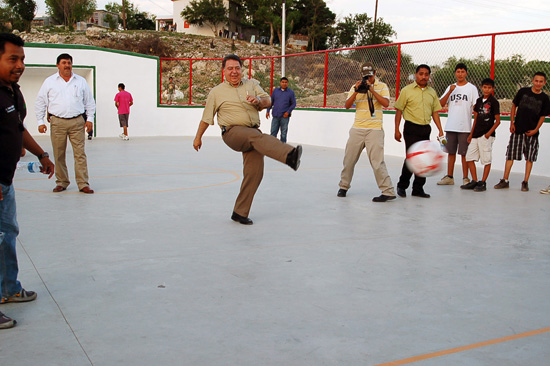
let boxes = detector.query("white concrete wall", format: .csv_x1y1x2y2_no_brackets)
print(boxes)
20,44,550,178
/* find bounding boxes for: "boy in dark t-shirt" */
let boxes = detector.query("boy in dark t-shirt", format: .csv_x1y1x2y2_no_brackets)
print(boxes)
494,72,550,192
461,78,500,192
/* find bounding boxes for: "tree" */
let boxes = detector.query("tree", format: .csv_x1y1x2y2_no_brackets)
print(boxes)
103,13,118,30
45,0,96,28
430,54,550,101
180,0,227,36
252,0,278,45
291,0,335,51
1,0,36,32
329,13,396,49
105,1,155,30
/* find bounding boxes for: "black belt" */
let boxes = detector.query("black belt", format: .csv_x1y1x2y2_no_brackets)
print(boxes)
221,125,259,136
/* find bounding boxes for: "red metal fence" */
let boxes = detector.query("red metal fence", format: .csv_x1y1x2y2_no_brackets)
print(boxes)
159,28,550,114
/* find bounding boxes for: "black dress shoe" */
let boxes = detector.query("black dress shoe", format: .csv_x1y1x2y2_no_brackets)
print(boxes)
286,145,303,171
397,187,406,197
411,191,430,198
337,188,347,197
372,194,396,202
231,212,253,225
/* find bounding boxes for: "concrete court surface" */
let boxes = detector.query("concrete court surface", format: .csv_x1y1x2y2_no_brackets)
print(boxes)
1,135,549,366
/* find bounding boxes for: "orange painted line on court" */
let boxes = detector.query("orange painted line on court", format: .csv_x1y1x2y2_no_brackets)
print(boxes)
373,327,550,366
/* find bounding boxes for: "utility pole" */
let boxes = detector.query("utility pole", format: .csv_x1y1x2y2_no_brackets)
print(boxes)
122,0,127,30
374,0,378,26
282,0,286,77
373,0,379,43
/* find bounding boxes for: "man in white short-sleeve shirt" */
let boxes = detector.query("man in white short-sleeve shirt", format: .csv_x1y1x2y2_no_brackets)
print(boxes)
437,63,478,186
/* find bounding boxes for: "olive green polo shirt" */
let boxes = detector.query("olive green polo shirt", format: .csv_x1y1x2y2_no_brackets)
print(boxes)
394,82,442,125
201,78,269,128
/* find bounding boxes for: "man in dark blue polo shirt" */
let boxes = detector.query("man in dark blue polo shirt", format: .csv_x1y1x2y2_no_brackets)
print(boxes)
266,77,297,143
0,33,54,329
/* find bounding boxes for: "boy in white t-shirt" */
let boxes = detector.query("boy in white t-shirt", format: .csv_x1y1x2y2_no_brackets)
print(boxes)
437,63,479,186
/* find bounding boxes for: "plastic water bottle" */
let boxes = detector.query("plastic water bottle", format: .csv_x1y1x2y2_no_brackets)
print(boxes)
437,135,448,153
16,161,42,173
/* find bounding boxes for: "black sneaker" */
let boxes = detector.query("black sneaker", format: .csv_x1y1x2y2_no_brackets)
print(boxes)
286,145,303,171
521,181,529,192
337,189,347,197
397,187,406,197
461,180,478,190
474,181,487,192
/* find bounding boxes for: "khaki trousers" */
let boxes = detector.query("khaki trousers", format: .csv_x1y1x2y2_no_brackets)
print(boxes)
339,128,395,196
50,115,90,190
222,126,294,217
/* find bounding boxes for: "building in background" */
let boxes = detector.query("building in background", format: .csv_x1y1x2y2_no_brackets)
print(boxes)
171,0,255,40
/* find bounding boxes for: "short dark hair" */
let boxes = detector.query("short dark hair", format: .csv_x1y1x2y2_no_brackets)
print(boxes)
0,33,24,55
455,63,467,72
57,53,73,64
222,54,242,68
481,78,494,87
534,72,547,80
280,77,288,82
416,64,431,74
118,83,125,89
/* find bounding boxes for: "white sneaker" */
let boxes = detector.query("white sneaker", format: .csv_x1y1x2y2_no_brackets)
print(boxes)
122,135,129,140
540,185,550,194
463,177,471,185
437,175,454,185
119,134,125,139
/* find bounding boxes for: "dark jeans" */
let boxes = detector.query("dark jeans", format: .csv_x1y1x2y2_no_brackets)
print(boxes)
270,116,290,143
397,121,432,193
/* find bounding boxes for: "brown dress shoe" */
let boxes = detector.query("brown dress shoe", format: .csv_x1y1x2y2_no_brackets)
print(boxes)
79,186,94,194
52,185,66,192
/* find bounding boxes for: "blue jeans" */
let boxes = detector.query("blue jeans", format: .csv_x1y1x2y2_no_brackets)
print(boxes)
0,183,22,298
270,117,290,143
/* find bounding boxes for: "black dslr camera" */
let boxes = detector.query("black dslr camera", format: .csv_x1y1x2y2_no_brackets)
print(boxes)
355,62,375,93
355,76,371,93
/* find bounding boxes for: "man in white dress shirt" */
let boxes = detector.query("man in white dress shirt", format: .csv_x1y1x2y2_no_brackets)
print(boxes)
36,53,96,193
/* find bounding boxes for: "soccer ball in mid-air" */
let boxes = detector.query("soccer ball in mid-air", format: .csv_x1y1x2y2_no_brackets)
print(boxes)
406,140,445,177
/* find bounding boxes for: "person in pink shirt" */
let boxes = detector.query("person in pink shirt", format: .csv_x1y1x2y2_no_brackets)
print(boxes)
114,83,133,140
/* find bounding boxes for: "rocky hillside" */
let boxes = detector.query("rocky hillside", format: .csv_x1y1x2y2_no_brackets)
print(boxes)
17,27,282,59
16,27,347,107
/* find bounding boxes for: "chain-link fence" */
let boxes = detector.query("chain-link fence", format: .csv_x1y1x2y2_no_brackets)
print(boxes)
160,28,550,114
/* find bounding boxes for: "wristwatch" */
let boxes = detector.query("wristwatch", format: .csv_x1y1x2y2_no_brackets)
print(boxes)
38,152,49,160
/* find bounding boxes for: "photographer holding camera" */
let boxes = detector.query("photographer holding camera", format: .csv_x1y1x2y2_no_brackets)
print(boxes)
337,62,397,202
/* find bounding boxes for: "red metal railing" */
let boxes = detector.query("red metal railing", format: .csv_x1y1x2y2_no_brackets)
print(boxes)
160,28,550,114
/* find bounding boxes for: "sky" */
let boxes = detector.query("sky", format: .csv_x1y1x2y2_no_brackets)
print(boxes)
34,0,550,43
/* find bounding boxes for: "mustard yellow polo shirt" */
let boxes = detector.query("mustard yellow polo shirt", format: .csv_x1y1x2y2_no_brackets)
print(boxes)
201,78,269,128
347,79,390,129
394,82,442,125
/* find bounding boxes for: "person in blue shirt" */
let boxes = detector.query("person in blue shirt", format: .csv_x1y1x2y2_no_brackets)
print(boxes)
266,77,297,143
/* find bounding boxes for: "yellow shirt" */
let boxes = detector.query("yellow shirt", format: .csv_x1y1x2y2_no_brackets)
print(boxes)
347,79,390,129
394,82,442,125
201,79,269,127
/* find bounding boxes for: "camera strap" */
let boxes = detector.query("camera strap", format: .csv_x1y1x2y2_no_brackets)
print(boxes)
367,90,375,116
